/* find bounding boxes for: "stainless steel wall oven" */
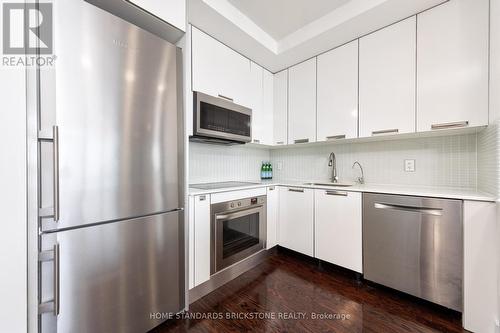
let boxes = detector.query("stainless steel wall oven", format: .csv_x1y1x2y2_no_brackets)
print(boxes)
211,196,266,274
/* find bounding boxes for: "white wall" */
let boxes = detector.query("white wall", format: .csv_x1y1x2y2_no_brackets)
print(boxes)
271,134,477,188
0,55,27,332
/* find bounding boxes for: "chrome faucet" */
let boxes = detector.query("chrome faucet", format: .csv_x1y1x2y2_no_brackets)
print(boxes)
352,161,365,184
328,152,339,183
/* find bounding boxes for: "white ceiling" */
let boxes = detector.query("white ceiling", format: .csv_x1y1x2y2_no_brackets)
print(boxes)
226,0,352,40
188,0,448,72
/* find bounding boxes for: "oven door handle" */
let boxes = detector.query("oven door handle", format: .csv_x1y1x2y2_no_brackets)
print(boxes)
215,206,264,221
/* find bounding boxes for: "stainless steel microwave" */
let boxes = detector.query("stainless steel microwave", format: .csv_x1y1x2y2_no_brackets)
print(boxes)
190,91,252,145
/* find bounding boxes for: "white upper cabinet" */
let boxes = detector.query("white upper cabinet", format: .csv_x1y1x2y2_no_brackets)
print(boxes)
128,0,186,32
261,69,275,146
317,40,359,141
273,70,288,146
288,58,317,144
247,62,264,144
359,17,416,138
191,27,251,107
417,0,489,131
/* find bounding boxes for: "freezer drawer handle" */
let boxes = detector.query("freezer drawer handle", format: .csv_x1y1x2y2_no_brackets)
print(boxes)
38,243,60,316
374,203,443,216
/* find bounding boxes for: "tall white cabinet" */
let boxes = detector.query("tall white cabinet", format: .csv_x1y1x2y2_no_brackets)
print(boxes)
273,70,288,145
417,0,489,131
317,40,359,141
288,59,317,144
359,17,416,138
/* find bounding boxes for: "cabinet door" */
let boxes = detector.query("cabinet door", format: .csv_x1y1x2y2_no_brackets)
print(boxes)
314,190,362,273
417,0,489,131
278,187,314,256
359,17,416,138
273,70,288,145
317,40,359,141
248,62,264,144
193,194,210,287
128,0,186,32
261,69,275,146
191,27,224,98
191,27,250,106
288,58,317,144
266,186,279,249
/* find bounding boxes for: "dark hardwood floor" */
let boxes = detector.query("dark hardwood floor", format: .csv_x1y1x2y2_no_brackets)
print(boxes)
153,248,466,333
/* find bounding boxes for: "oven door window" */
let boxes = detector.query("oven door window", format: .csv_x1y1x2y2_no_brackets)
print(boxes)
222,212,260,259
199,102,251,137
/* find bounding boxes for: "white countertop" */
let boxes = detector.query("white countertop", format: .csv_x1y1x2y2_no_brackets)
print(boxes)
189,180,497,202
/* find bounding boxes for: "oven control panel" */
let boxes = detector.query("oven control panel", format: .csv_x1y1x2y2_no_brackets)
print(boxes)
221,196,266,212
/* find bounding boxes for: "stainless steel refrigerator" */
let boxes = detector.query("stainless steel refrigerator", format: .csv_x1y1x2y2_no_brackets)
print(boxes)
37,1,185,332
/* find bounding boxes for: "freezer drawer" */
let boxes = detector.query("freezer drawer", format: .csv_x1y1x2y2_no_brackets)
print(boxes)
363,193,462,311
39,211,184,333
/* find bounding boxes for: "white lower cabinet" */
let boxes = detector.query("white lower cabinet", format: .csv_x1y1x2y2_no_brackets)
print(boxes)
463,200,498,333
314,190,362,273
278,187,314,256
266,186,279,249
189,194,211,289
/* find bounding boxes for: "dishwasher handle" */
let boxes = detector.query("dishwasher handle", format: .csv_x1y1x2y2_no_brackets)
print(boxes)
374,202,443,216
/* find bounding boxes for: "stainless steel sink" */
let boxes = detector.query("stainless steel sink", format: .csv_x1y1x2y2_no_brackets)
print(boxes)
303,182,354,187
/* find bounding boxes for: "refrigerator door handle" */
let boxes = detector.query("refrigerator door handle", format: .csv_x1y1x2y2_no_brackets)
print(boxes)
38,243,60,316
53,126,60,222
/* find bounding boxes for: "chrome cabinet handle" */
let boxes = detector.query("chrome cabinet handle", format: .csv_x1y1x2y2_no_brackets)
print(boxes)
199,195,206,201
269,186,275,191
431,121,469,130
374,203,443,216
53,126,60,222
218,94,234,102
276,141,284,145
326,135,346,140
372,129,399,136
325,190,348,196
288,188,304,193
253,139,260,143
294,138,309,144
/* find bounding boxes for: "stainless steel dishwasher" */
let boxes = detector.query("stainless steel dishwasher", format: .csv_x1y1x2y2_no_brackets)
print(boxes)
363,193,462,311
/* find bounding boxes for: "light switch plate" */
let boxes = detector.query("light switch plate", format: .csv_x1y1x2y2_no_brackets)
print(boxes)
277,161,283,170
404,159,416,172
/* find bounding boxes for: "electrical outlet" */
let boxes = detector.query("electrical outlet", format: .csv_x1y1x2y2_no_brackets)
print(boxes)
404,159,416,172
277,161,283,171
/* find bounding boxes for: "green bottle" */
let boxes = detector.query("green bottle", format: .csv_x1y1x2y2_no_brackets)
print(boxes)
260,162,265,180
269,162,273,179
